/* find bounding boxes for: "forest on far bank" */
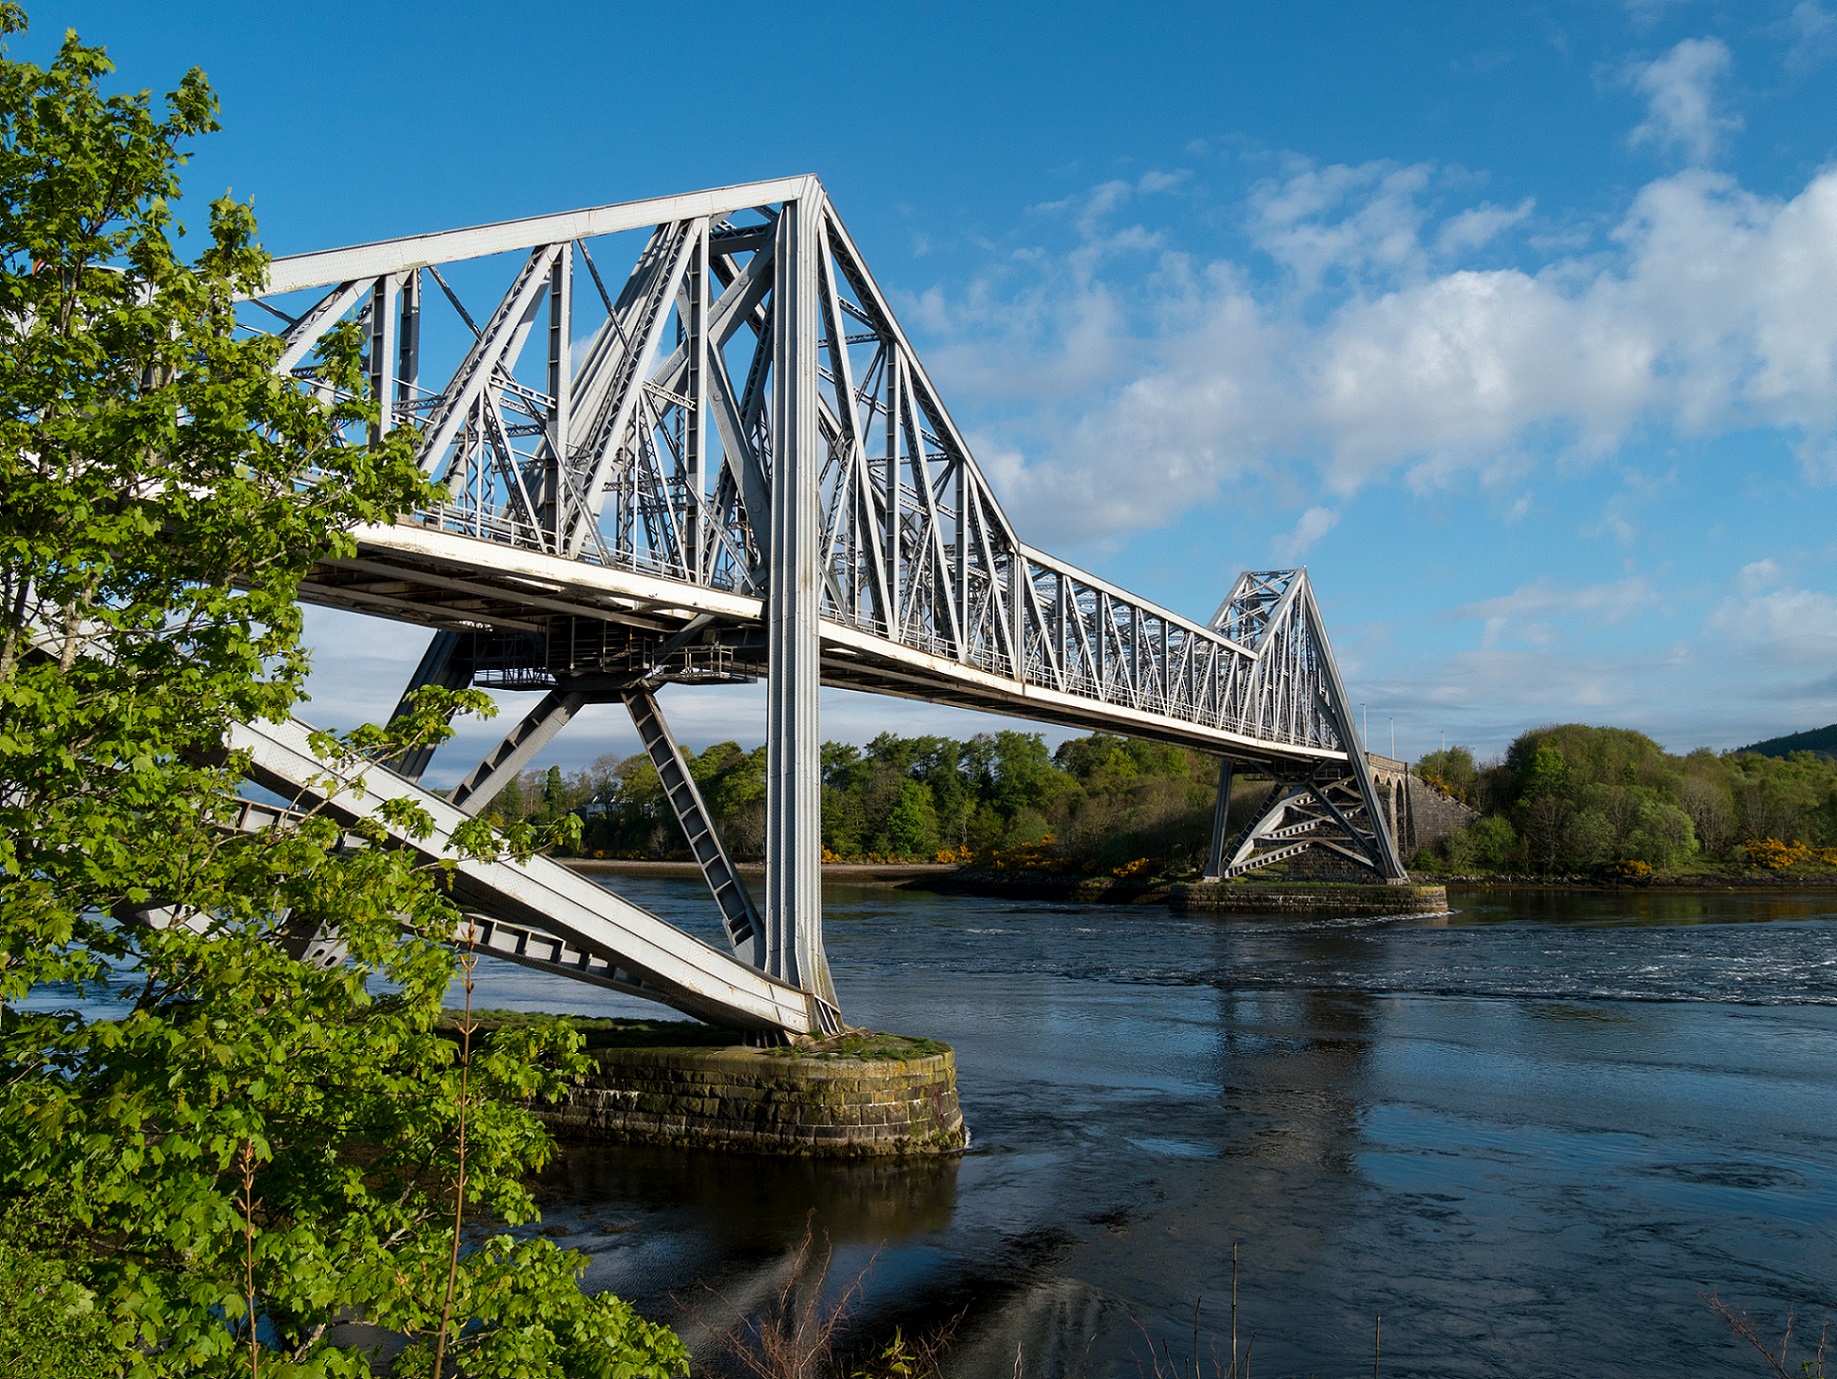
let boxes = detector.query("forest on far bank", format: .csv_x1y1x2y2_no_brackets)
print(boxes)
485,720,1837,879
1409,725,1837,876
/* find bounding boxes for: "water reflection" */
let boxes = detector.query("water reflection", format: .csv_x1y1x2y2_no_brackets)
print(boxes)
476,879,1837,1378
544,1143,960,1248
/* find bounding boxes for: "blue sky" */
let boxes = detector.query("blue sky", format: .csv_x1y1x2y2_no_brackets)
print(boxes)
33,1,1837,772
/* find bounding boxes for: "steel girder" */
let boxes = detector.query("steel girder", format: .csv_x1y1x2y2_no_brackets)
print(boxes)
231,716,831,1033
231,176,1407,1027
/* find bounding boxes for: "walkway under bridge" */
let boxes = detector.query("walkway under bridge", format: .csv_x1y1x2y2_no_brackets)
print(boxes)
239,176,1408,1037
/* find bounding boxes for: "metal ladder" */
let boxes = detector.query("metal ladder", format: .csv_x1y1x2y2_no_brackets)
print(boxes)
622,687,764,966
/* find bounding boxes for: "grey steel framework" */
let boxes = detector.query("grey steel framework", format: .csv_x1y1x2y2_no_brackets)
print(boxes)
236,176,1406,1037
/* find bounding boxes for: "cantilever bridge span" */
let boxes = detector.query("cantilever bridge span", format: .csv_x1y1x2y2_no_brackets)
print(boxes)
239,176,1406,1037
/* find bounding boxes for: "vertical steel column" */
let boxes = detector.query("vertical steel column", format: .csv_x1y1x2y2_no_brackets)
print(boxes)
884,355,902,637
368,277,396,442
1203,759,1235,881
546,244,572,553
1010,551,1026,682
685,223,708,581
764,190,839,1014
396,270,420,422
954,455,969,663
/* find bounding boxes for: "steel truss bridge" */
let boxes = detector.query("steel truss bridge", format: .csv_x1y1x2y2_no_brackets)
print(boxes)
236,176,1407,1038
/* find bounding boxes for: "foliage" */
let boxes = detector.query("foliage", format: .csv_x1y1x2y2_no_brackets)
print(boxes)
1440,814,1518,873
555,728,1238,873
1738,722,1837,761
1413,721,1837,875
0,1219,114,1379
0,11,684,1376
1414,745,1479,805
1742,838,1837,870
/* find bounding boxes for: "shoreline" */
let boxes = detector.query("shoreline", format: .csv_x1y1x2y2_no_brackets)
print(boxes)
561,858,954,887
1434,872,1837,892
559,857,1837,898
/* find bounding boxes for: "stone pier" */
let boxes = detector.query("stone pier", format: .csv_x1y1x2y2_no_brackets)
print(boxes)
528,1025,967,1157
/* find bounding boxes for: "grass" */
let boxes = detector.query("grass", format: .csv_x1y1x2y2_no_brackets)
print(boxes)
707,1218,960,1379
445,1010,950,1061
444,1009,735,1050
769,1031,952,1062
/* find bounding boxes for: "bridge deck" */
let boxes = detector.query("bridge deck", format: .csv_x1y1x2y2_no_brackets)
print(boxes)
304,520,1347,772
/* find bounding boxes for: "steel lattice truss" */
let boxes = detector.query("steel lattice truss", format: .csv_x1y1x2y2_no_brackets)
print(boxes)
249,178,1378,767
227,177,1407,1031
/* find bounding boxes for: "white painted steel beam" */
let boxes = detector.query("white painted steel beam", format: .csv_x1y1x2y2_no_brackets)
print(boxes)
1203,759,1235,882
229,716,826,1034
450,688,587,815
259,177,819,296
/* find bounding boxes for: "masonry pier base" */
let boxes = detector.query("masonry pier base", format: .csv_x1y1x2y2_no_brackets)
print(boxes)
1173,880,1448,915
529,1025,967,1158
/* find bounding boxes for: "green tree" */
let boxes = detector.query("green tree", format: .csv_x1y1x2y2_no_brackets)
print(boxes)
538,762,569,823
1514,743,1574,874
883,778,941,857
0,13,685,1377
699,741,768,858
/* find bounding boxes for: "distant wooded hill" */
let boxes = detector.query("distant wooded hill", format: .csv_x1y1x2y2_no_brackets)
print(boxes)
1739,724,1837,759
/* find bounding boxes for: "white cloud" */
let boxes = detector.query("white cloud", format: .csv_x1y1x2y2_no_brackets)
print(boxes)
1435,198,1536,255
913,158,1837,548
1272,506,1338,562
1708,582,1837,659
1137,169,1190,194
1249,160,1435,292
1452,577,1660,649
1787,2,1837,68
1627,37,1742,165
1735,558,1783,595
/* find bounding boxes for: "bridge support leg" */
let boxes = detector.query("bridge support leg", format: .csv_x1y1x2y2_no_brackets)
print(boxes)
449,688,587,815
1296,592,1410,881
623,688,765,966
764,190,839,1020
387,629,475,782
1218,769,1410,880
1202,759,1235,881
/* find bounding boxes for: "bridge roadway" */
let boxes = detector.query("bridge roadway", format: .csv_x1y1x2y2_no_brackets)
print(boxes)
300,517,1349,770
239,176,1405,1036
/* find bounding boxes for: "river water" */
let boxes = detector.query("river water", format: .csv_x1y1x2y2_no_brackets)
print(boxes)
483,880,1837,1378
